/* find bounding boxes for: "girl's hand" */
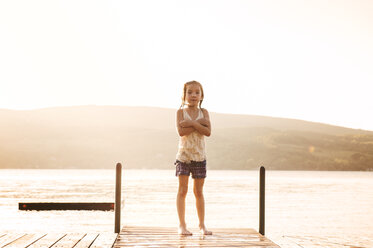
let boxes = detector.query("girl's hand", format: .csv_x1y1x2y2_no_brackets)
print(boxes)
197,118,209,127
179,120,194,128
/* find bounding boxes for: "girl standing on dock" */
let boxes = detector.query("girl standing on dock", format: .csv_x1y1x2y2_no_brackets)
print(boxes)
175,80,212,236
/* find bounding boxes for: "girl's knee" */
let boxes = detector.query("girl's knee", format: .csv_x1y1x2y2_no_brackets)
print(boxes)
193,188,204,198
178,186,188,197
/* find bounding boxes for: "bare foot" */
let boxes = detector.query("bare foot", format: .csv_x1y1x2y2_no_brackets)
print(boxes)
199,225,212,235
178,226,192,236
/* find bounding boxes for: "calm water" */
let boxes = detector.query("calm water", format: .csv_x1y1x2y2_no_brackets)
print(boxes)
0,169,372,247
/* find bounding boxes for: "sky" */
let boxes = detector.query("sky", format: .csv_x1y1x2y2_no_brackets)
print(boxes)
0,0,372,131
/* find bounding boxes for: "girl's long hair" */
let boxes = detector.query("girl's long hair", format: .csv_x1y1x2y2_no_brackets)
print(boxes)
180,81,204,109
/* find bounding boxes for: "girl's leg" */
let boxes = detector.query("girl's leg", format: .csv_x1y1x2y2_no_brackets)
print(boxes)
177,175,192,235
193,178,212,235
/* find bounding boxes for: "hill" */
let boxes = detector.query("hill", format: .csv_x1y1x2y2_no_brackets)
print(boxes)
0,105,372,170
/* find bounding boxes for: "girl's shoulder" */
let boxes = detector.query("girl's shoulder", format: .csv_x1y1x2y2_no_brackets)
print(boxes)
200,108,209,114
176,108,185,119
177,108,186,114
200,108,210,118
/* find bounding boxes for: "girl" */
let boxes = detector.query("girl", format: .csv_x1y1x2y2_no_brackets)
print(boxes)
175,80,212,236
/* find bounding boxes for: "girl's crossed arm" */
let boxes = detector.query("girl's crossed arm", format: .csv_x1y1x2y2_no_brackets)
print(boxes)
176,109,211,137
192,109,211,137
176,109,195,136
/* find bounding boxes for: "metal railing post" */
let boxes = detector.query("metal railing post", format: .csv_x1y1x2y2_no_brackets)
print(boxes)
115,163,122,233
259,166,265,235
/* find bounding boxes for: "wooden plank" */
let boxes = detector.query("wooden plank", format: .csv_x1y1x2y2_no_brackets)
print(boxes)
51,233,86,248
19,203,114,211
0,234,26,247
120,227,260,235
74,234,99,248
113,226,280,247
0,227,279,247
27,234,66,248
115,242,277,247
116,233,268,241
24,234,48,248
0,235,7,246
3,234,46,248
90,233,117,248
115,240,277,247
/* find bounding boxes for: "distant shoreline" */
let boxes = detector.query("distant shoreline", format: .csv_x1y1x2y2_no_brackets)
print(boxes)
1,106,372,171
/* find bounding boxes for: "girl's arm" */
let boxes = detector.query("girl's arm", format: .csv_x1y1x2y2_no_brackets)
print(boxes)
197,118,209,127
192,109,211,137
176,109,195,136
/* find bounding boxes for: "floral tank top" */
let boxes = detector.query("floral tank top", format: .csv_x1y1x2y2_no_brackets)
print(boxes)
176,108,206,163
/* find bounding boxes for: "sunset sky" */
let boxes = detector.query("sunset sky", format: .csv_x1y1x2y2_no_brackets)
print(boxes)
0,0,372,131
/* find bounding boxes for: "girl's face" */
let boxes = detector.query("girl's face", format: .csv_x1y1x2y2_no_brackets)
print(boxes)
185,84,202,107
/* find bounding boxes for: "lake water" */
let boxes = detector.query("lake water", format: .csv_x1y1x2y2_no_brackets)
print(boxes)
0,169,372,247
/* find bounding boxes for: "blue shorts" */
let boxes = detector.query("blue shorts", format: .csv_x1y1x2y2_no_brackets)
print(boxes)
174,160,207,179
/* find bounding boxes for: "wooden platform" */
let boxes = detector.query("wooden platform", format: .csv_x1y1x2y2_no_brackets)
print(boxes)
114,226,280,247
0,232,117,248
18,202,115,211
0,227,280,247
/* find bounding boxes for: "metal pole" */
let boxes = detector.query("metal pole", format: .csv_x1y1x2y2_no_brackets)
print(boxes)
259,166,265,235
115,163,122,233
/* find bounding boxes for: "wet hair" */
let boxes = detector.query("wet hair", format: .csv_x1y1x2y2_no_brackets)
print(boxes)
180,80,204,109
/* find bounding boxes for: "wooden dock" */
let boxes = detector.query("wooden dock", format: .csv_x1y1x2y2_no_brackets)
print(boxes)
114,226,280,247
0,227,279,247
3,165,279,247
0,232,117,248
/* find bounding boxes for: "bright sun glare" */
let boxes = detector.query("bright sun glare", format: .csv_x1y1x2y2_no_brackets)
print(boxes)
0,0,372,130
